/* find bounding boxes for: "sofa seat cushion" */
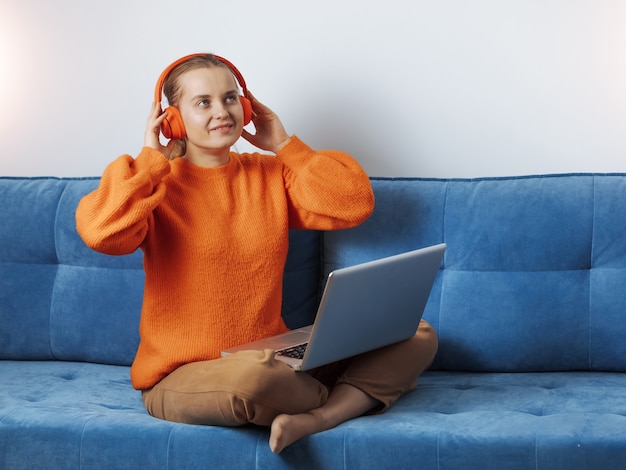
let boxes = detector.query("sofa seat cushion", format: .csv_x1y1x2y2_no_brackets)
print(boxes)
2,362,626,469
404,371,626,468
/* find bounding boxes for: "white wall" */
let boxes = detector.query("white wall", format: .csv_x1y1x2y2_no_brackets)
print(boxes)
1,0,625,178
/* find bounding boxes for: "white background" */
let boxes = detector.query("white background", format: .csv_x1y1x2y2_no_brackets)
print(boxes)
1,0,625,178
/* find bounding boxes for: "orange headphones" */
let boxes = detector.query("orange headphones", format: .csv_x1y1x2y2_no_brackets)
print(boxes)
154,53,253,140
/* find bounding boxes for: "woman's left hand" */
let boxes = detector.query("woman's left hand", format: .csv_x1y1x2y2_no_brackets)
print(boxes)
241,92,291,154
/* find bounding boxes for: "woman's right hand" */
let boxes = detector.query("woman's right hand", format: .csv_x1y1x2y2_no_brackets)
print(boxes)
144,102,178,159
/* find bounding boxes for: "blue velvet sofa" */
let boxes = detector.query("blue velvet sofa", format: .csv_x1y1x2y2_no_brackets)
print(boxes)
2,173,626,469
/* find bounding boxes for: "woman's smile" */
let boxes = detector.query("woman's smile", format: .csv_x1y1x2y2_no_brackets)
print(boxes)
210,123,234,134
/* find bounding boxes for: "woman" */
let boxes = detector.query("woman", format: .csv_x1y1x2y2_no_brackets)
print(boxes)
76,53,438,453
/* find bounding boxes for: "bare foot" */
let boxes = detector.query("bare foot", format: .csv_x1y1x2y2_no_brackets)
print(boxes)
269,412,324,453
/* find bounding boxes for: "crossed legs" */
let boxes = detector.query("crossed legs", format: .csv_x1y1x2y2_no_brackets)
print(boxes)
142,320,438,453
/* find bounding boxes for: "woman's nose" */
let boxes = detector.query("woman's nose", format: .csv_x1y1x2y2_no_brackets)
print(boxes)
212,102,228,117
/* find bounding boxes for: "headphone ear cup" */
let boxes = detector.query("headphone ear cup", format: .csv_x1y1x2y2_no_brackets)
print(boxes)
240,96,253,125
161,106,186,140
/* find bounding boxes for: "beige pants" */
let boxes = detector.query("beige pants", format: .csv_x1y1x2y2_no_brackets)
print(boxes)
142,320,438,427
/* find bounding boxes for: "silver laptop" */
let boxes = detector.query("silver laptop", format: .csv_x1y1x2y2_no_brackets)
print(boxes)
222,243,446,371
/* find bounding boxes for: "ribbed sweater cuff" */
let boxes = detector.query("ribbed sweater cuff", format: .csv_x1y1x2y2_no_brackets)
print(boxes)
133,147,172,182
275,135,313,165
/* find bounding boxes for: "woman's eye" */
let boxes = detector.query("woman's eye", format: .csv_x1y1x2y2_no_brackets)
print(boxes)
198,99,210,108
225,95,237,104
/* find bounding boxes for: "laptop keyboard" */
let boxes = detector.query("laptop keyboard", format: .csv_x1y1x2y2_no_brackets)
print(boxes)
276,343,308,359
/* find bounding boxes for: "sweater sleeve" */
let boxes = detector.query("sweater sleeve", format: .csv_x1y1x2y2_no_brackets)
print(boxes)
76,147,171,255
276,136,375,231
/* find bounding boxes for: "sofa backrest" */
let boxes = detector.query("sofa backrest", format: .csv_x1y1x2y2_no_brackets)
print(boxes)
0,177,321,366
323,174,626,372
0,178,144,365
3,174,626,373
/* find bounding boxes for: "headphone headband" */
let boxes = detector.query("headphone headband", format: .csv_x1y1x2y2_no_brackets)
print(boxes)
154,53,249,104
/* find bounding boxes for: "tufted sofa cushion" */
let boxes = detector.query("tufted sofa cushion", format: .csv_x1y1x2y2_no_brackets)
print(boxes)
323,175,626,373
0,177,322,365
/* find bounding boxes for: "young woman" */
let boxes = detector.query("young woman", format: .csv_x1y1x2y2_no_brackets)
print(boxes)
76,53,438,453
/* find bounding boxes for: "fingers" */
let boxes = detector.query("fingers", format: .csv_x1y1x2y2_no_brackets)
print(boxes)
145,102,168,151
149,102,168,126
247,91,271,116
240,129,254,145
148,101,162,120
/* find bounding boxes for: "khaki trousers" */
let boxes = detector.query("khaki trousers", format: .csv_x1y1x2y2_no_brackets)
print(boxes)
142,320,438,427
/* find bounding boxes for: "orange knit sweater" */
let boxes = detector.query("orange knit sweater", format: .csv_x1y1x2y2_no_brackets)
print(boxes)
76,136,374,390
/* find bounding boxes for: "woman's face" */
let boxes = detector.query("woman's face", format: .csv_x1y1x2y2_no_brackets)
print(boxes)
176,66,244,156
